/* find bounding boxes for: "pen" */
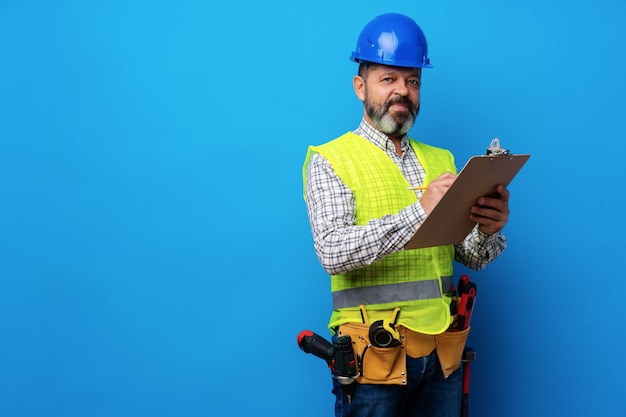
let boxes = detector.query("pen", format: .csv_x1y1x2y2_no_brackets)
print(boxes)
407,185,427,191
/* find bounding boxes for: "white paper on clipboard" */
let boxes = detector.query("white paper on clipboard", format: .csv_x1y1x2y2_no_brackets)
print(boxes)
404,153,530,250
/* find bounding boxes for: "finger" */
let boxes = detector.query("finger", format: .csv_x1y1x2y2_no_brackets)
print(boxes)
430,171,457,185
476,189,509,211
471,211,506,235
471,206,504,223
495,184,510,202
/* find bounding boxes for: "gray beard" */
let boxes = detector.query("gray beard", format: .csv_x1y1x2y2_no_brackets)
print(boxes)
364,95,419,136
374,111,414,136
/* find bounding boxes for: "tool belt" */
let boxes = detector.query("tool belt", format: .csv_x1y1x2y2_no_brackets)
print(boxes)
336,321,470,385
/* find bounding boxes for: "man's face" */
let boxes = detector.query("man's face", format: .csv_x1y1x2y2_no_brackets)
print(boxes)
357,65,421,137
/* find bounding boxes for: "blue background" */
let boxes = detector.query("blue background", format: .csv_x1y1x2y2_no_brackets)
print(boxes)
1,1,625,416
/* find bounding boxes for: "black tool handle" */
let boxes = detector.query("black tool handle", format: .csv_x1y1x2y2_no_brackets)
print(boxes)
297,330,334,364
332,335,357,402
461,347,473,417
332,335,357,379
461,393,469,417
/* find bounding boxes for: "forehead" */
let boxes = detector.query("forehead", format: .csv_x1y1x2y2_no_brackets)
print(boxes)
368,64,421,78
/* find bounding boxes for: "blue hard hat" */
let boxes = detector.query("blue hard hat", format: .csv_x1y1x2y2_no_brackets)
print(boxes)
350,13,432,68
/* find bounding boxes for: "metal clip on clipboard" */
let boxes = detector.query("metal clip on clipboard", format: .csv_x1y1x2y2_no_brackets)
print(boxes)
486,137,509,155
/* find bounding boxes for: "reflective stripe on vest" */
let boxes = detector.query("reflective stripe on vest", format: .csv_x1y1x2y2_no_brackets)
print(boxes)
332,276,453,309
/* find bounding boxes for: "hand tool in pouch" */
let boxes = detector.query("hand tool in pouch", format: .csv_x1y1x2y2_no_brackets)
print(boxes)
297,330,334,363
332,335,358,403
455,275,477,331
297,330,358,403
364,306,401,348
461,347,476,417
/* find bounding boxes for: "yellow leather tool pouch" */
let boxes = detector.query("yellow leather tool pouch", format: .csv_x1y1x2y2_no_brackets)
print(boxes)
434,326,470,378
402,327,437,359
337,322,407,385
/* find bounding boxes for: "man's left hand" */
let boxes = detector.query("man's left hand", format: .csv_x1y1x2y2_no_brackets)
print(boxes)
470,184,510,235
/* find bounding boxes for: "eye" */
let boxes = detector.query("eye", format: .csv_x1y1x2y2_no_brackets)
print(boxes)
408,79,421,87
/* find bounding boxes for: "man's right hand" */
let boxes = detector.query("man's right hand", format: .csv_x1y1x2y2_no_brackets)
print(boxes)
419,172,456,215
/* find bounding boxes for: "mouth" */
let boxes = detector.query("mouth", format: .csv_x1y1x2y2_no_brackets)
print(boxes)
386,97,414,113
389,104,409,112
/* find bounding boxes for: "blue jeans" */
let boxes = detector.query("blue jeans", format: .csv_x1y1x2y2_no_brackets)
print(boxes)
332,350,462,417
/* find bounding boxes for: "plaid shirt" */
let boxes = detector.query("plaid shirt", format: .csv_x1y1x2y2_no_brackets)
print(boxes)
305,119,506,275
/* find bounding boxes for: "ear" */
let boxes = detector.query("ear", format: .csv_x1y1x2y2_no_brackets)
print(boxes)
353,75,366,101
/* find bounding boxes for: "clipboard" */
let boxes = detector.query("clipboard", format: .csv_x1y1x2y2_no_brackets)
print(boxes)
404,153,530,250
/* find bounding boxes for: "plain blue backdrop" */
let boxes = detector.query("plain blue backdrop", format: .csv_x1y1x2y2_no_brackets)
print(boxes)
1,1,625,416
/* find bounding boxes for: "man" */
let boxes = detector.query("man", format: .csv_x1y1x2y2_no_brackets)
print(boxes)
302,13,509,417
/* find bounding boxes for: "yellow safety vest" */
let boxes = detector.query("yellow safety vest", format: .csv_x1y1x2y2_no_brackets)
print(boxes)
303,132,457,335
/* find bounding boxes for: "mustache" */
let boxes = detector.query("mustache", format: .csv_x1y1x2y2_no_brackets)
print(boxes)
385,96,416,112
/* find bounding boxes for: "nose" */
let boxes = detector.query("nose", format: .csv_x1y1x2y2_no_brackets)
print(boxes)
394,79,409,96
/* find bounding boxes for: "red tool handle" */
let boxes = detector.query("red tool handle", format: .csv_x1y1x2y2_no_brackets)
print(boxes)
461,359,470,417
455,283,476,331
